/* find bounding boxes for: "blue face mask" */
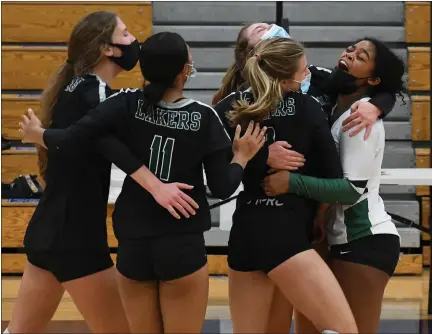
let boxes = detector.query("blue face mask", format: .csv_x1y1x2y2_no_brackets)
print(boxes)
261,24,291,40
291,73,311,94
260,25,310,93
300,74,311,93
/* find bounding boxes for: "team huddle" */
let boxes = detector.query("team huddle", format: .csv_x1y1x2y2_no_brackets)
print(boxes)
7,10,405,334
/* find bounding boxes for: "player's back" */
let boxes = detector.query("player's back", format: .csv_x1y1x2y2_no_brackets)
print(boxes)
247,92,327,191
112,93,230,239
218,90,334,184
215,89,342,223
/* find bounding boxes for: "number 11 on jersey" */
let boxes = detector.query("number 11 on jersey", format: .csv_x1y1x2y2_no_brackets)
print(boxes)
149,135,175,181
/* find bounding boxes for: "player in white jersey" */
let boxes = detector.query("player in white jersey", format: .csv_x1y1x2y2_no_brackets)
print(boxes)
263,37,405,333
327,96,399,245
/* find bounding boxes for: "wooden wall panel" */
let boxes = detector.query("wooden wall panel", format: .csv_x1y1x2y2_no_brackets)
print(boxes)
2,95,41,140
405,2,431,43
2,2,152,43
411,96,430,141
2,153,39,183
415,148,431,196
394,254,423,275
1,205,117,248
408,47,430,91
2,253,117,274
1,47,143,90
423,246,430,266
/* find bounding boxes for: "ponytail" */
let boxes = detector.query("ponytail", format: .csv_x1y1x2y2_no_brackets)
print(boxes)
212,62,245,106
38,62,75,180
226,37,304,127
143,82,170,105
141,81,172,117
37,11,119,181
228,55,282,127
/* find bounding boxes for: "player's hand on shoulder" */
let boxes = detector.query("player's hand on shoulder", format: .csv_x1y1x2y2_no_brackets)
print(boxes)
342,100,379,140
232,121,267,164
151,182,200,220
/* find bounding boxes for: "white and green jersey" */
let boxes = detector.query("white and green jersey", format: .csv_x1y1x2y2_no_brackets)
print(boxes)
326,97,399,245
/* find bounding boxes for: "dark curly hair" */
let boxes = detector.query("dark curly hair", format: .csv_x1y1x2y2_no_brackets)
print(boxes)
358,37,407,104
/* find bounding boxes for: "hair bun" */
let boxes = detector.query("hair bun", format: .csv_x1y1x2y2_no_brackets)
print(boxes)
139,32,188,86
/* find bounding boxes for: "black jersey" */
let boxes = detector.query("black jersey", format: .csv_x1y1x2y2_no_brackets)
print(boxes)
24,75,142,251
214,90,344,223
42,90,241,238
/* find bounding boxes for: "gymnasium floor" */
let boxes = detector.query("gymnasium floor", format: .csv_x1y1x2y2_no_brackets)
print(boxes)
1,272,431,333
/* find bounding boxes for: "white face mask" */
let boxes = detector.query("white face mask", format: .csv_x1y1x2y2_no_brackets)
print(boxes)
185,62,197,83
261,24,291,40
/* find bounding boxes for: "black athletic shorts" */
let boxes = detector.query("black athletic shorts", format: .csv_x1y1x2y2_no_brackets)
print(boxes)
329,234,401,277
26,249,114,283
228,207,312,274
116,232,207,281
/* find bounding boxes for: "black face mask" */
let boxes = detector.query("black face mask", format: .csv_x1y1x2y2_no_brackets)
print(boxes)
108,39,140,71
325,67,370,96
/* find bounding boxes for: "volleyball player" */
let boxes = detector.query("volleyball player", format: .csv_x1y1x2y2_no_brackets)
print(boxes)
213,23,398,333
214,37,358,333
19,32,266,333
263,38,404,333
212,23,395,177
213,23,395,131
5,13,199,334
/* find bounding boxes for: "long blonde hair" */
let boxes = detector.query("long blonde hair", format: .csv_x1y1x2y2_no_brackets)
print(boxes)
38,11,117,180
228,37,304,127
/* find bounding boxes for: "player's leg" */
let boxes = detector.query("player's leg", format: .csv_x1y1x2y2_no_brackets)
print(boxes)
229,269,275,333
266,288,293,334
259,216,357,334
159,265,209,333
61,252,130,333
329,234,400,333
293,239,332,334
115,239,163,333
6,255,64,334
227,209,277,333
268,249,358,333
116,274,162,333
157,233,209,334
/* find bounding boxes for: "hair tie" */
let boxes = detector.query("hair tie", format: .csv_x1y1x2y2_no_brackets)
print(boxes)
254,54,262,62
66,59,73,65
